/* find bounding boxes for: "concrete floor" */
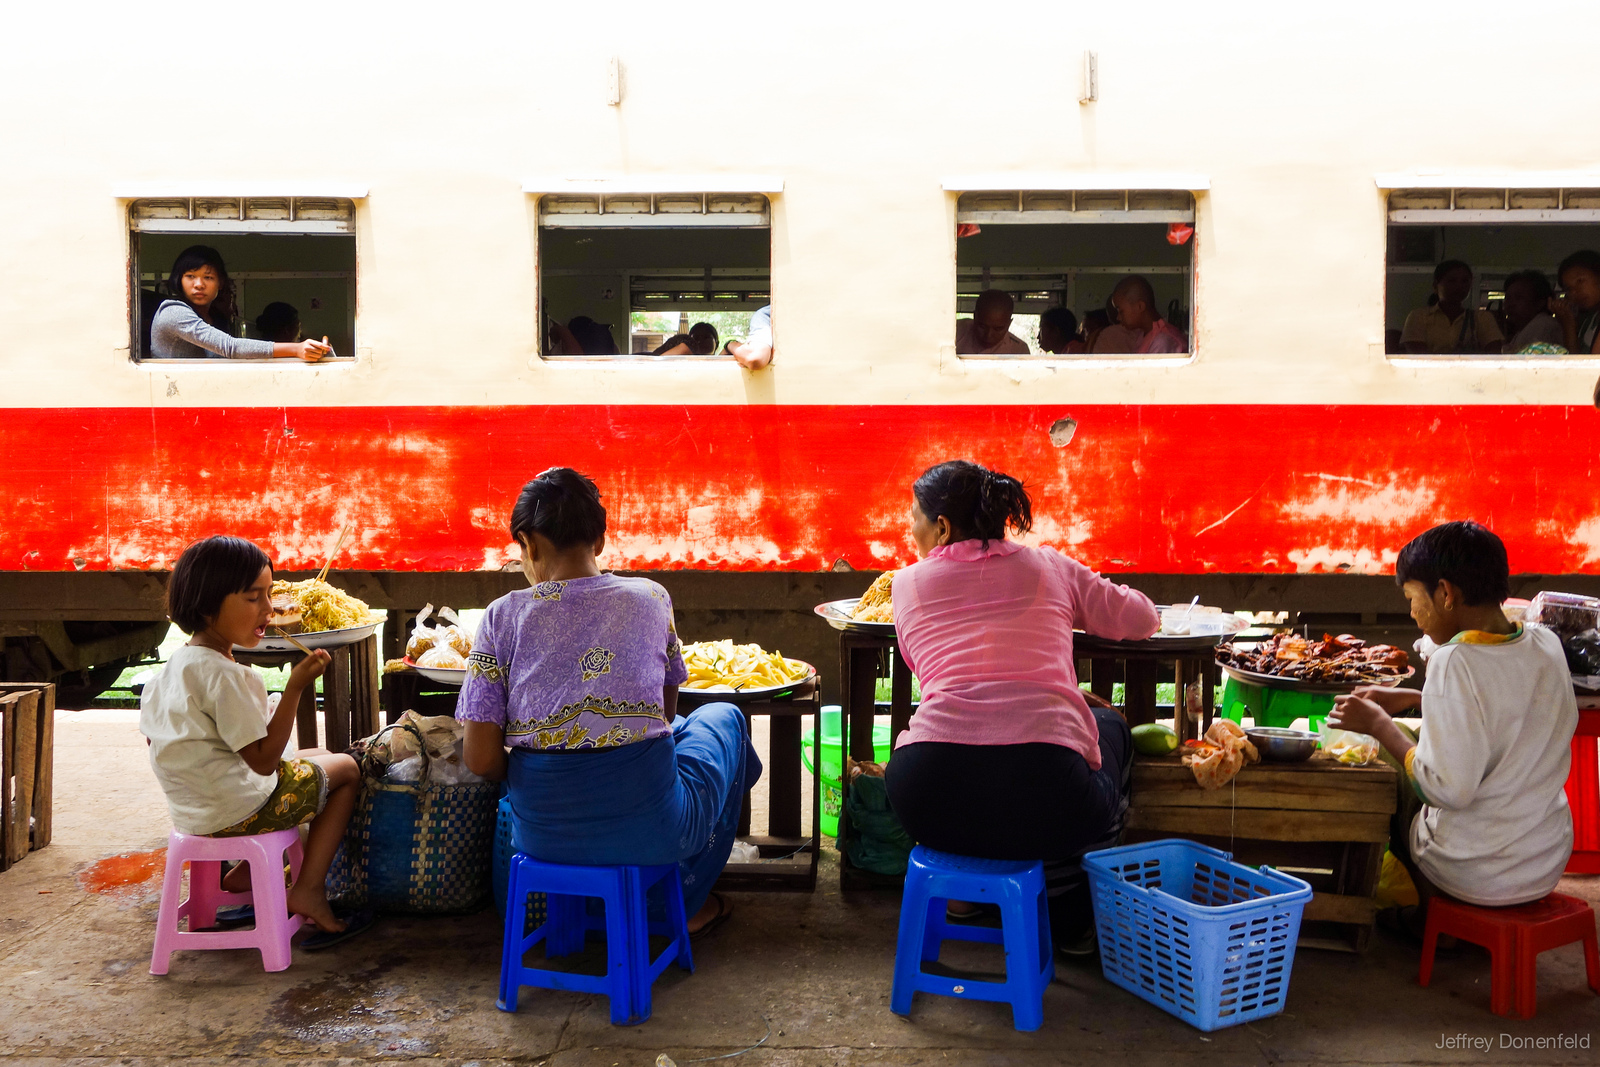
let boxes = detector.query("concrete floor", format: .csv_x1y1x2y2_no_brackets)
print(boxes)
1,710,1596,1067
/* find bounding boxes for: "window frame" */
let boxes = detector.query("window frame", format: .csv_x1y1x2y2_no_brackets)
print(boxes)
1378,173,1600,363
524,177,781,362
944,173,1206,362
123,191,363,366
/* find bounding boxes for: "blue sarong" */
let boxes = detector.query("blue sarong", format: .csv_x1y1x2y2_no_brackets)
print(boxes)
505,702,760,918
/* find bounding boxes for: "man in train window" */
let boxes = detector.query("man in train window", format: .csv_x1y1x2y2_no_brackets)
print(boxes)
955,289,1030,355
1091,275,1187,355
725,304,774,369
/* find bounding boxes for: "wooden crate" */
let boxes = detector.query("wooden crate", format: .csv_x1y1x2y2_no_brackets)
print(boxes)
0,682,54,871
1126,754,1397,952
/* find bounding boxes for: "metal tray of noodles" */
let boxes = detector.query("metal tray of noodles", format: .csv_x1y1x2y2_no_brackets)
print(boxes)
238,619,383,653
814,599,896,635
678,664,818,706
1217,661,1414,694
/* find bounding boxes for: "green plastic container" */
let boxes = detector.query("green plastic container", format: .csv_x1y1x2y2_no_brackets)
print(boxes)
801,705,893,839
1220,678,1334,730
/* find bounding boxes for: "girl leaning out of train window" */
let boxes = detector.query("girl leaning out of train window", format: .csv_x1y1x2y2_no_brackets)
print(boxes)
149,245,331,361
457,468,762,938
883,461,1160,957
139,536,372,945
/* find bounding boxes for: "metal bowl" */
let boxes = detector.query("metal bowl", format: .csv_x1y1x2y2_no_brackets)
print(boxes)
1245,727,1319,762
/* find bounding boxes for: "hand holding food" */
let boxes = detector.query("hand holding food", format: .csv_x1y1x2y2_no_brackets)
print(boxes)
1328,692,1387,736
680,640,811,691
1348,684,1422,716
288,648,331,686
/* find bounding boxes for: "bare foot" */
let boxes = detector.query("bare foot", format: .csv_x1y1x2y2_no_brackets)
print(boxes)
287,884,346,934
220,862,252,894
687,894,729,935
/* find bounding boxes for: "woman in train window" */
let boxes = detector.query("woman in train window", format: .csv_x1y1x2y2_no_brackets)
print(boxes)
458,467,760,937
883,460,1159,956
1399,260,1503,355
149,245,330,361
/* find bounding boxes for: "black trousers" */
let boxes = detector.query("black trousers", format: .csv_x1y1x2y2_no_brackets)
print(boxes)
884,705,1133,946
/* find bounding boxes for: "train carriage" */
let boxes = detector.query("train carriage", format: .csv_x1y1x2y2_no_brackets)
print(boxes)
4,4,1599,697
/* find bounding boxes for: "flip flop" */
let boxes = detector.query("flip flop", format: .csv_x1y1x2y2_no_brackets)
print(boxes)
210,904,255,929
689,892,732,940
299,908,376,952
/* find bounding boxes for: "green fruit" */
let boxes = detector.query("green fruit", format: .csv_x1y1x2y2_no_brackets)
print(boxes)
1132,723,1179,756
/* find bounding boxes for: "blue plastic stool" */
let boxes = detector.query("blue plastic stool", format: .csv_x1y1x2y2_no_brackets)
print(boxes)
890,845,1054,1031
497,853,694,1026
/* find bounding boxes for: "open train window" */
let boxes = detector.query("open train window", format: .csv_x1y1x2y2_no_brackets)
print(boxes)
951,187,1195,358
534,190,771,359
1384,185,1600,358
129,196,357,363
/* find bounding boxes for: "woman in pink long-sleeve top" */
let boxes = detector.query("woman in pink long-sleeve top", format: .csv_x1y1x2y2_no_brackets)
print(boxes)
884,460,1159,956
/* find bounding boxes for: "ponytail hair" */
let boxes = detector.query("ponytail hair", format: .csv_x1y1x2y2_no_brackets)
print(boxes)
912,460,1033,547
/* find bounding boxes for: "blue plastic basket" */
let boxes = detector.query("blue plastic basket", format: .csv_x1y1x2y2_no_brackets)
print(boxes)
1083,839,1313,1032
492,797,546,927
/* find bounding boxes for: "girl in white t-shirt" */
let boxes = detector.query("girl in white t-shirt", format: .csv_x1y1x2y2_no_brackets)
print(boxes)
140,536,362,938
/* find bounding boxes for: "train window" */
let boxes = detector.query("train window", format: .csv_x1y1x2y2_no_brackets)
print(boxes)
1384,186,1600,357
953,189,1195,358
129,197,357,363
535,192,771,358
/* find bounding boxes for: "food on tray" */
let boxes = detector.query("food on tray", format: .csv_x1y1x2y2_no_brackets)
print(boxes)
1528,591,1600,638
1181,719,1259,789
852,572,895,623
680,640,811,692
383,657,410,674
1131,722,1179,756
405,603,474,659
269,578,381,633
1216,632,1409,685
416,645,467,670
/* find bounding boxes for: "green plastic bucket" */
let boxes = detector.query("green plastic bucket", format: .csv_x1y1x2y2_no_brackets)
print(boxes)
801,706,893,839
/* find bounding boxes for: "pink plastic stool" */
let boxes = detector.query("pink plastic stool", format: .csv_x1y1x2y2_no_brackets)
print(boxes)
150,828,305,974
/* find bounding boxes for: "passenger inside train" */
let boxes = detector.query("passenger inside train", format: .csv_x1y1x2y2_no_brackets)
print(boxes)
1091,275,1188,354
1553,249,1600,355
652,322,720,356
254,302,302,344
1497,271,1564,354
954,289,1030,354
1036,306,1083,355
148,246,332,362
1400,261,1504,355
131,197,357,362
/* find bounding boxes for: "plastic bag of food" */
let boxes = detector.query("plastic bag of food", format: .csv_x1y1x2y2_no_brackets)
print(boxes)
406,603,439,660
385,755,424,783
417,645,466,670
1563,629,1600,677
436,606,474,657
1319,723,1381,765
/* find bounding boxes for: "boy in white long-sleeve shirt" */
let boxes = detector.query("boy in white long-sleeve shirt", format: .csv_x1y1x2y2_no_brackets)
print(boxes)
1331,522,1577,931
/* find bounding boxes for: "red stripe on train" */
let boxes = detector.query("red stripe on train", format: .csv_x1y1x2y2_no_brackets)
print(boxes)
4,405,1598,574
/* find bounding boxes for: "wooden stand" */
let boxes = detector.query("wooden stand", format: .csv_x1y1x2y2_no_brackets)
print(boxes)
0,681,54,871
234,635,380,753
1126,754,1397,952
711,677,823,893
835,631,916,890
1074,632,1221,744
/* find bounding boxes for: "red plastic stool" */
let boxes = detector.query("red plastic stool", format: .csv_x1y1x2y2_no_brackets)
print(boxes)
1564,704,1600,875
1419,893,1600,1019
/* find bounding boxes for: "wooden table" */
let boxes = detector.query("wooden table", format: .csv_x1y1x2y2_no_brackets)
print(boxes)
1125,753,1397,952
1075,632,1221,744
834,630,916,890
1567,694,1600,875
706,678,823,893
0,682,53,871
235,634,380,753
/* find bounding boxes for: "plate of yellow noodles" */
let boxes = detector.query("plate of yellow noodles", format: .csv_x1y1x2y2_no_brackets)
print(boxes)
235,578,386,652
679,640,816,703
814,571,897,634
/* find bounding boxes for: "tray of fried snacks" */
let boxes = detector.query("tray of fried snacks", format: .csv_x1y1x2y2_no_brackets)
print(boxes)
678,640,816,703
242,578,386,651
1216,632,1413,693
814,572,897,634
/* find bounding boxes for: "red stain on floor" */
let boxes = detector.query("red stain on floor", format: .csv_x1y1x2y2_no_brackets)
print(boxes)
78,849,166,901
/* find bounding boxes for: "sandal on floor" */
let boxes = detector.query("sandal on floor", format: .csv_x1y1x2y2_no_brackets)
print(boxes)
300,908,376,952
945,902,1000,927
209,904,255,929
689,892,733,940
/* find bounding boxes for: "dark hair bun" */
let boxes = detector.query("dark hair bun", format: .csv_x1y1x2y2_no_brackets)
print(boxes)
510,467,607,550
912,460,1033,546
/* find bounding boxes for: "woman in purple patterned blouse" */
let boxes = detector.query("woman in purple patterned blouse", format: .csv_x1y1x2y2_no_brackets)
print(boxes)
459,468,759,935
